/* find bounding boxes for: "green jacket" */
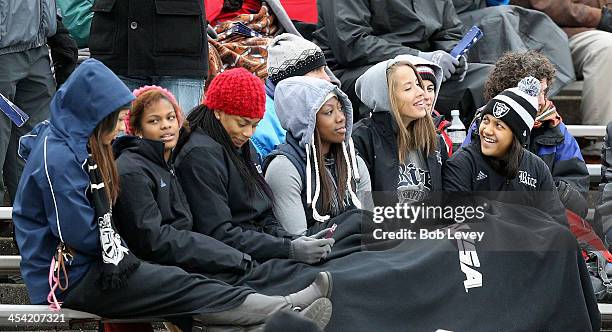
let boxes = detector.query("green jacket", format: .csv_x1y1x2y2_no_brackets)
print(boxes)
57,0,93,48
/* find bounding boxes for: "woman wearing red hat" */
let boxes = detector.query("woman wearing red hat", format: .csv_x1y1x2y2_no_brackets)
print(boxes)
174,68,335,265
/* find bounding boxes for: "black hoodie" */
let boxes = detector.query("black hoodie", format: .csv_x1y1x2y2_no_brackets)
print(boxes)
443,142,568,226
113,136,252,275
174,128,293,262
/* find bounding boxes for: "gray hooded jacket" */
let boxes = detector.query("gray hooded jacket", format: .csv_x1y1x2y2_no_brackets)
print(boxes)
355,54,443,115
264,76,371,235
352,55,449,200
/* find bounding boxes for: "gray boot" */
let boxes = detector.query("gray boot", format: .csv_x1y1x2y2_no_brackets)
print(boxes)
196,272,333,328
284,271,332,310
201,298,332,332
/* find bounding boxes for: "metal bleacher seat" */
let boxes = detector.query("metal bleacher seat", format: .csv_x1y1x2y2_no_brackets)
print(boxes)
566,125,607,138
565,125,606,184
0,207,11,220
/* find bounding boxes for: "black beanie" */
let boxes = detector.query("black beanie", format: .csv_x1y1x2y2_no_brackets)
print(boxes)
481,76,540,145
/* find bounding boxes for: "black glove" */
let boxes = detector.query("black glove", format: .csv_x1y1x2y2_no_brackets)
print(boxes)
47,17,78,87
598,7,612,33
557,180,588,219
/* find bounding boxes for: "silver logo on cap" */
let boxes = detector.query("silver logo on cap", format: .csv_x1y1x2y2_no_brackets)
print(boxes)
493,102,510,118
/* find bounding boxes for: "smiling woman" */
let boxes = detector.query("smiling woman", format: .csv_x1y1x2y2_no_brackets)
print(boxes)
352,55,449,206
443,77,569,226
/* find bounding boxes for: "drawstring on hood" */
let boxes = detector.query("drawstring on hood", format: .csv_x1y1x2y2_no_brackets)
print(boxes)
275,76,361,222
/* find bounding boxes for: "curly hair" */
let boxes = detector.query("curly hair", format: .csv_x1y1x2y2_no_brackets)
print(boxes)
483,51,556,101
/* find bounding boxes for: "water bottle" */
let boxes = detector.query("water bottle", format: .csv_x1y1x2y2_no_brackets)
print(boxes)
447,110,466,153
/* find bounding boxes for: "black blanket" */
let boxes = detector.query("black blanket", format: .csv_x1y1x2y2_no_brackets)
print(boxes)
242,203,600,331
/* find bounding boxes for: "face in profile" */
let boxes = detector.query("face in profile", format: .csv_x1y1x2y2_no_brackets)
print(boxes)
102,108,129,145
390,65,426,124
316,96,346,145
215,110,261,148
422,80,435,113
116,109,129,135
135,98,180,157
479,114,513,158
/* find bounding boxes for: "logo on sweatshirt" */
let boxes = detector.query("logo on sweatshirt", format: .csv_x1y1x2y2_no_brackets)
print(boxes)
493,102,510,118
160,178,167,188
476,171,487,181
518,170,537,188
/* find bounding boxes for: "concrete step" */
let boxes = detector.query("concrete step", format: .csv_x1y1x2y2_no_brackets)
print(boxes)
0,238,18,256
0,283,29,305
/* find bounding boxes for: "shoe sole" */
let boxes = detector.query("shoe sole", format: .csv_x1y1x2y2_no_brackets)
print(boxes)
322,271,333,299
299,297,333,330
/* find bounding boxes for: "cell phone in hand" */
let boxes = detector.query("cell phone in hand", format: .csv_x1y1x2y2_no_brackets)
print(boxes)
325,224,338,239
450,26,483,60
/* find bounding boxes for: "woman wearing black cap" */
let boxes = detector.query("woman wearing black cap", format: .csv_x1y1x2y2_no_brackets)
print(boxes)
443,77,567,226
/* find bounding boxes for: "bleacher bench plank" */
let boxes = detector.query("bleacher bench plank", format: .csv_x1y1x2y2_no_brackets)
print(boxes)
0,304,99,320
600,303,612,321
0,255,20,273
0,207,11,220
566,125,606,138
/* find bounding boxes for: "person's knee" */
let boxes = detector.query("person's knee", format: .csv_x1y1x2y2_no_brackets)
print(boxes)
580,32,612,61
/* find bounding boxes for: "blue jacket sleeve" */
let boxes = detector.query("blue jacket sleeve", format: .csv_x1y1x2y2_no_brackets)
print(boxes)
548,123,589,193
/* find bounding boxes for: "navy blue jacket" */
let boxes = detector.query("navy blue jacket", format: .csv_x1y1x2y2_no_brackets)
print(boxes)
12,59,134,304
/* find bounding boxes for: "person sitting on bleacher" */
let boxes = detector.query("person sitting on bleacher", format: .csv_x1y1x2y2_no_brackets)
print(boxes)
416,64,454,156
10,59,333,329
313,0,493,123
444,77,568,226
352,55,449,206
462,51,589,219
251,33,336,162
174,68,336,264
263,76,372,236
112,85,258,284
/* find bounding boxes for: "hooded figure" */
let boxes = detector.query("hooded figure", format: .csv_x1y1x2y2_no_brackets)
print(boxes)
352,55,449,205
416,64,454,156
12,60,333,329
263,76,372,235
13,59,135,305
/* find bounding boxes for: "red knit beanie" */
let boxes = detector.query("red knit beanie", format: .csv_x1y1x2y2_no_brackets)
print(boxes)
204,68,266,119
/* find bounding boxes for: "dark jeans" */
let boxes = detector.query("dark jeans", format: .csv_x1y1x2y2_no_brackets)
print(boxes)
0,46,55,205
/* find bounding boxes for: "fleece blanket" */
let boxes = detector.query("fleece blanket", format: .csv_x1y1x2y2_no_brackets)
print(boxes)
240,200,600,331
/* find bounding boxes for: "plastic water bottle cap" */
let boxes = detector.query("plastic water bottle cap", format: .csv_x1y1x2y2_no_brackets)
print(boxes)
451,110,460,116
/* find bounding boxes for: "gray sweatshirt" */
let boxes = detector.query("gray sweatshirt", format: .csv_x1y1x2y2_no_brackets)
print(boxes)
266,154,372,235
